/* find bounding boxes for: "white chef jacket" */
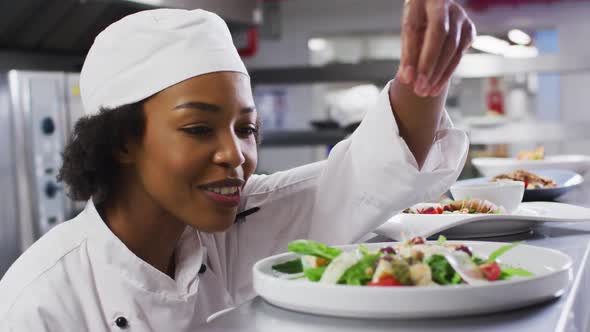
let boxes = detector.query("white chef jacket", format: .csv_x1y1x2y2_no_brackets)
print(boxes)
0,81,468,331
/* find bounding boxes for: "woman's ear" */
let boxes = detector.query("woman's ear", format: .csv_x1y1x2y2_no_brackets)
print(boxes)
114,139,138,165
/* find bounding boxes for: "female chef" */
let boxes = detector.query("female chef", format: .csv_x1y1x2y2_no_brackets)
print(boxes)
0,0,474,330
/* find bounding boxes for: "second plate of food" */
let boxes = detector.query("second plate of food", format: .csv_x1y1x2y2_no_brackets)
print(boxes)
374,199,590,240
455,169,584,201
472,154,590,177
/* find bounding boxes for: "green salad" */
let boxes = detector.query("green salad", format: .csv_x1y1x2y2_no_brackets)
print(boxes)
271,236,533,287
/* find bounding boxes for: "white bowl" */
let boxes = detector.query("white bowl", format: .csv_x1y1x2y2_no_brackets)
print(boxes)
450,180,525,213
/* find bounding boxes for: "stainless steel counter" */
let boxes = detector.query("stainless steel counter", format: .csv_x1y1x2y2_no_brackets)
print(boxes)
204,179,590,332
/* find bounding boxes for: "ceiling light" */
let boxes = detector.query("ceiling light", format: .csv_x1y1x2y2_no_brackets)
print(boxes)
471,35,538,58
308,38,328,52
508,29,532,45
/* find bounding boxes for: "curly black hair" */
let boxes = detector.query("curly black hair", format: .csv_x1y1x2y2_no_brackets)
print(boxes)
58,101,146,203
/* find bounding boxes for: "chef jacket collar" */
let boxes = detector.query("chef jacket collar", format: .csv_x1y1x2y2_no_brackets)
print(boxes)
82,200,204,297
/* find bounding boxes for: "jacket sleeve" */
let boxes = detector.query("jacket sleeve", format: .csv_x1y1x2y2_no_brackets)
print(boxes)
2,303,64,332
203,80,469,304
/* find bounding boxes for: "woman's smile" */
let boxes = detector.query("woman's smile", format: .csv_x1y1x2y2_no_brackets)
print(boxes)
197,178,244,207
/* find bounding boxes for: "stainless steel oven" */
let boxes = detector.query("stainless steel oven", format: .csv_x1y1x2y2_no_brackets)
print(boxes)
0,71,85,277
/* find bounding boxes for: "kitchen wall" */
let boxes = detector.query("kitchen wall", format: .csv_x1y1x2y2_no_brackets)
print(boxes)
245,0,404,173
245,0,590,173
466,1,590,153
246,0,404,68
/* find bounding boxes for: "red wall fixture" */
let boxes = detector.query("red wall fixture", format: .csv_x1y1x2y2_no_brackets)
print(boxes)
237,28,258,58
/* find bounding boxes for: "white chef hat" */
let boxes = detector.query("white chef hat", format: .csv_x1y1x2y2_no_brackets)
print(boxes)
80,8,248,115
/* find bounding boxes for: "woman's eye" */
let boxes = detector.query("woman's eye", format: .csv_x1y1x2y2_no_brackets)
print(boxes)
237,126,258,137
182,126,213,137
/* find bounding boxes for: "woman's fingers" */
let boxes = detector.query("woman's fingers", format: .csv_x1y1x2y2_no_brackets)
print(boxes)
414,0,450,96
429,18,476,96
397,0,425,85
426,4,464,96
396,1,476,97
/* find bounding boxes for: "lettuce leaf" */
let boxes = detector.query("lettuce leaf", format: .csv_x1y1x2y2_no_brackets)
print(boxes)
338,253,380,285
288,240,342,260
358,244,369,255
487,242,521,263
499,266,534,280
272,258,303,274
304,266,327,282
472,256,486,265
426,254,462,285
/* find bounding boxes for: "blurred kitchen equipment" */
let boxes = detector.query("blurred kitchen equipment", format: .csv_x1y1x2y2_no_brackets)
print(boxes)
310,119,340,130
325,84,380,129
254,88,288,130
486,77,505,115
0,0,259,58
462,115,509,129
0,71,85,276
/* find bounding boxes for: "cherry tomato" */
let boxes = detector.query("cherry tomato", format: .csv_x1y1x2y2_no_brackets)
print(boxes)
367,276,403,287
480,262,501,281
421,207,441,214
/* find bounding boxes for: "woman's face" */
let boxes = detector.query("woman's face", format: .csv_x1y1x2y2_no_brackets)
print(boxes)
128,72,258,232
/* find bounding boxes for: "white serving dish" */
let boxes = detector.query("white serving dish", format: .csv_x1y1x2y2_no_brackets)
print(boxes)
375,202,590,240
253,241,572,319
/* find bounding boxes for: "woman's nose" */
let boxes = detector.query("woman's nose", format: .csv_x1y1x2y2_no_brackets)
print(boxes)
212,133,246,168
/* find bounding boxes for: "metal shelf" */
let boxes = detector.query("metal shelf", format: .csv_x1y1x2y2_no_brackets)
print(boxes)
260,130,348,147
455,54,590,78
249,55,590,85
250,60,398,85
466,121,590,145
259,120,590,147
0,51,84,72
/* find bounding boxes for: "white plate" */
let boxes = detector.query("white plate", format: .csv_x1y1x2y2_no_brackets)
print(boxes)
374,202,590,240
472,155,590,177
253,241,572,319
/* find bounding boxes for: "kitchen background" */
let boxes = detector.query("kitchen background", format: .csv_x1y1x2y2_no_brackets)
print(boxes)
1,0,589,277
